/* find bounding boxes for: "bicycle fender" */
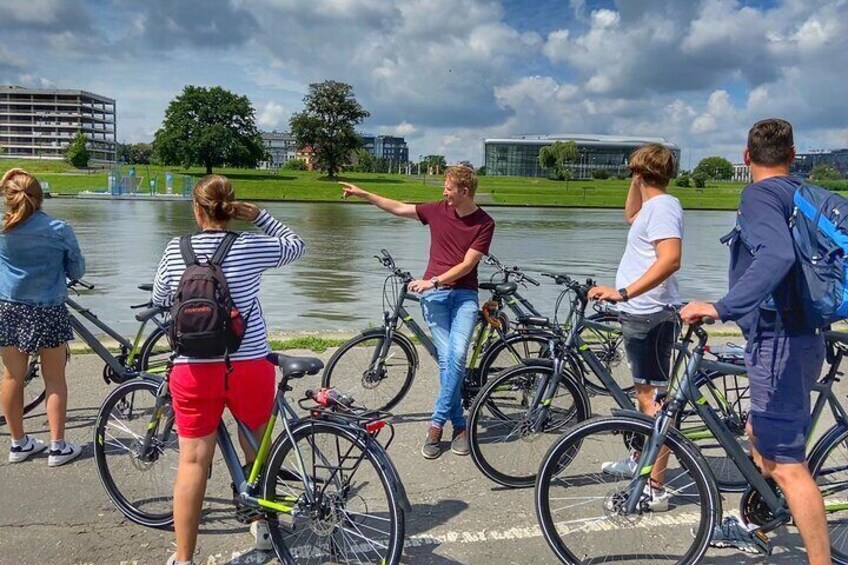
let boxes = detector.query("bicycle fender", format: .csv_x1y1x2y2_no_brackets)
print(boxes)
609,408,696,446
519,358,553,368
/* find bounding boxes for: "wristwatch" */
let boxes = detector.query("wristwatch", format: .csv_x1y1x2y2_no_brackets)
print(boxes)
617,288,629,302
430,277,441,289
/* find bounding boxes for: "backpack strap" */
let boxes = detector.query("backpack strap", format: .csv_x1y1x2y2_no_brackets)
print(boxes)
179,235,198,265
210,232,239,266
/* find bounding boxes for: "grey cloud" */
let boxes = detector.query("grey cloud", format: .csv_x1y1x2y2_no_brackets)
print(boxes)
132,0,258,49
0,0,92,33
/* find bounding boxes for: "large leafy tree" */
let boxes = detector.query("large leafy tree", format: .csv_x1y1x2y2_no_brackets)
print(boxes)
539,141,579,188
693,156,733,181
289,81,370,178
420,154,447,174
153,86,265,174
811,163,842,181
66,132,90,168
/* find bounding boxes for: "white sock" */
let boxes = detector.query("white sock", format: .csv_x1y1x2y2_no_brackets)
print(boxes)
12,435,29,448
51,439,66,452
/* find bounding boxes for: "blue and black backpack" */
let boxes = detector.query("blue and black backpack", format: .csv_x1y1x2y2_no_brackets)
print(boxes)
790,183,848,327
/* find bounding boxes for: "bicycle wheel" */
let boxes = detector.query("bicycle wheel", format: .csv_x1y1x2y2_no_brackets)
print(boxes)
138,325,172,375
468,364,590,488
809,425,848,563
535,416,719,565
579,311,633,396
476,331,553,383
93,378,178,528
0,357,45,427
322,331,417,412
675,370,750,493
262,421,405,564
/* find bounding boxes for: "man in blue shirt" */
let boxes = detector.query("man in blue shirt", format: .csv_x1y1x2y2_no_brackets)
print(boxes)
682,119,829,563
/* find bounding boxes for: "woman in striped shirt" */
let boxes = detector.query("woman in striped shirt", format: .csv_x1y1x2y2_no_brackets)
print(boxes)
153,175,304,565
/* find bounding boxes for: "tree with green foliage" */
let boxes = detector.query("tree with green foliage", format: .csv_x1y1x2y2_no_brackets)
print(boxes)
591,168,610,180
419,155,447,174
283,158,308,171
694,156,733,181
289,81,370,178
118,142,153,165
692,171,708,188
66,132,90,168
539,141,579,188
675,174,691,187
153,85,266,174
812,163,842,181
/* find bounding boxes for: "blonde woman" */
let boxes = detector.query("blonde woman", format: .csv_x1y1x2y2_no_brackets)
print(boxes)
0,168,85,466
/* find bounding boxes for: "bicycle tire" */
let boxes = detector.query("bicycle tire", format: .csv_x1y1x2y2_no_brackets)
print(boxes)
808,424,848,563
535,415,719,565
675,370,750,493
93,378,177,529
262,420,405,565
138,325,172,375
468,363,590,488
322,331,417,412
578,311,633,396
476,330,553,384
0,359,45,427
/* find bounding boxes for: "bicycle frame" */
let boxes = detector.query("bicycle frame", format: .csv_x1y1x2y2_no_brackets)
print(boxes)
66,296,166,378
624,324,789,525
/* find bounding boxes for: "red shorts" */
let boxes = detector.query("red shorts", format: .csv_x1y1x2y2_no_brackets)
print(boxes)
169,358,276,438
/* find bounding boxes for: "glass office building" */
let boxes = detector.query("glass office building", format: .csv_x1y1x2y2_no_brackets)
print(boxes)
793,149,848,178
484,134,680,178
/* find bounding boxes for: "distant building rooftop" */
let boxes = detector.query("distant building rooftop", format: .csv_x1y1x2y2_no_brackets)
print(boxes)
485,134,679,150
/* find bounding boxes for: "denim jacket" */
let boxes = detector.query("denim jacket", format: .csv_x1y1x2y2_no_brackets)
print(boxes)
0,210,85,306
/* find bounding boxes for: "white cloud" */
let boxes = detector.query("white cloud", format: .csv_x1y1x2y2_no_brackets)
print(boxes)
258,101,289,130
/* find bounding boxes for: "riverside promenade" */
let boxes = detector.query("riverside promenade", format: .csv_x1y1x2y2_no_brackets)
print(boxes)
0,344,812,564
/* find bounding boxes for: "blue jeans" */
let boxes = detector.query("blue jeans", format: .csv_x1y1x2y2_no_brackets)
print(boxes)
420,289,479,429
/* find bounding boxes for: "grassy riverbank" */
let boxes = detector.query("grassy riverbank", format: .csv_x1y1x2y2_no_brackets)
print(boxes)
2,158,749,210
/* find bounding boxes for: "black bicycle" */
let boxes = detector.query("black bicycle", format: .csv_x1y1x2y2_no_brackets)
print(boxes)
534,319,848,564
94,352,410,564
0,280,169,427
321,249,556,412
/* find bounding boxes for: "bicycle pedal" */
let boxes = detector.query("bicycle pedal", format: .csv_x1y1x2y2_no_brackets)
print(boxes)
751,530,772,555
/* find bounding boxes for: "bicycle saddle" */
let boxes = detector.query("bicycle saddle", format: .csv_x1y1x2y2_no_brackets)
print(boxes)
266,353,324,378
479,281,518,296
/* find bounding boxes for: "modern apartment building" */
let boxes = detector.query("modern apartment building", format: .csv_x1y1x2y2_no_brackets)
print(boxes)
0,86,117,163
259,131,298,169
793,148,848,178
484,134,680,178
361,134,409,164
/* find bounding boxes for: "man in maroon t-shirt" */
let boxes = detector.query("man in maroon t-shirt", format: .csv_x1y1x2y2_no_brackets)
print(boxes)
342,165,495,459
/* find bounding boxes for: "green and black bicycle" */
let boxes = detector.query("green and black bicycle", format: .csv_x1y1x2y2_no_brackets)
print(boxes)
534,318,848,564
0,279,169,427
93,352,410,564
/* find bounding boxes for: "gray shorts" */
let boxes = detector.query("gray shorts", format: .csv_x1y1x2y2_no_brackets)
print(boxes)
619,309,677,387
744,333,825,464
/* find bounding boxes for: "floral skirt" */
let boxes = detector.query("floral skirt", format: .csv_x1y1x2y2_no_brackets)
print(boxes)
0,300,74,353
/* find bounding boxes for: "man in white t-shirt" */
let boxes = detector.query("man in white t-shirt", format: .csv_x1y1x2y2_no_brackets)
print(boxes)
589,143,683,510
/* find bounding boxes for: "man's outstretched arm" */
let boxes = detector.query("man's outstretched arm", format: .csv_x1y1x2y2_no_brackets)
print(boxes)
340,182,419,219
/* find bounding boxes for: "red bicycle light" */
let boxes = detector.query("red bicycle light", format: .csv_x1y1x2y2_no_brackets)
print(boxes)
365,420,387,434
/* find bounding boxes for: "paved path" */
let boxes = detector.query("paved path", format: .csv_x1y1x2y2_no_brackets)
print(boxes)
0,348,818,564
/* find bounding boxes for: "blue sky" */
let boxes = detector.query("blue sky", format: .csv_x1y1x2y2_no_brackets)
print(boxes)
1,0,846,167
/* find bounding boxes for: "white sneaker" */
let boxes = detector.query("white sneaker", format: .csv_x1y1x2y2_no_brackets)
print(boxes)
600,456,637,477
251,519,273,552
9,436,47,463
165,553,195,565
47,441,83,467
642,484,669,512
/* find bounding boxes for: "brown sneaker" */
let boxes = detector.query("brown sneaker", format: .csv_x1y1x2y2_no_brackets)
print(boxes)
422,425,443,459
451,428,470,456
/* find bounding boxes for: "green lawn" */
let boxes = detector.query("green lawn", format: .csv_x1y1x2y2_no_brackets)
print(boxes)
0,158,748,210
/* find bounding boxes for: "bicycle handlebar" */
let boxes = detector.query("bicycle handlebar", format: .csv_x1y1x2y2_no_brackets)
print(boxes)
485,254,540,286
374,249,413,284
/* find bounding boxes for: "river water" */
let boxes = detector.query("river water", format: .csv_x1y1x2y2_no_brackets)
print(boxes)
41,198,736,334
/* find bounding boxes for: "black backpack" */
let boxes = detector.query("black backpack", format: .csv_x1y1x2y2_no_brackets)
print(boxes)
169,232,246,358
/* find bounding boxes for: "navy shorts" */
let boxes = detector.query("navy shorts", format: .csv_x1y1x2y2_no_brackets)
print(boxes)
619,309,677,387
745,333,825,464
